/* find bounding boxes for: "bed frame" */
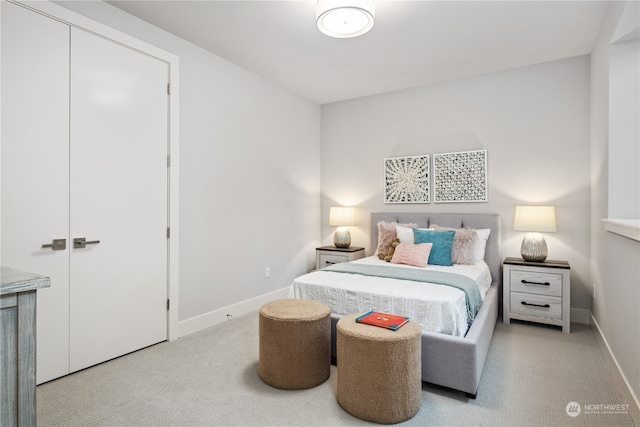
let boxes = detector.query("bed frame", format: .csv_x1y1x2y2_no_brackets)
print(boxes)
329,212,501,398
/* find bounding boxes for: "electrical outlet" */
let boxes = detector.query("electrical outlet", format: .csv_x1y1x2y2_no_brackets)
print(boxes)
593,283,596,299
265,267,271,278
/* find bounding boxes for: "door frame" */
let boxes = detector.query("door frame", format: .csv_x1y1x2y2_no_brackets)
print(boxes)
4,0,181,341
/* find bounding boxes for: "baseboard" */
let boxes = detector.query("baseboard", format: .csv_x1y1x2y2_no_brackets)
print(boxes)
590,313,640,425
570,307,591,325
178,287,290,338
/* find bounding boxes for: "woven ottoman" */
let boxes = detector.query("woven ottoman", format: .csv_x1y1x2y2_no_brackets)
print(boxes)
336,313,422,424
258,298,331,389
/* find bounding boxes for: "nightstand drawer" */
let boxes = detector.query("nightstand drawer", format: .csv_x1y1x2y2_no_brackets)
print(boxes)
509,270,563,297
510,292,562,320
318,253,349,268
316,246,365,270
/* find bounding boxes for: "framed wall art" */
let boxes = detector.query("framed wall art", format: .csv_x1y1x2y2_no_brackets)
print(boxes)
384,155,430,203
433,150,487,203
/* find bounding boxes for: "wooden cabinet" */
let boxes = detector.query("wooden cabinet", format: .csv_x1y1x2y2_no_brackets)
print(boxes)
503,257,570,333
316,246,365,269
1,267,50,426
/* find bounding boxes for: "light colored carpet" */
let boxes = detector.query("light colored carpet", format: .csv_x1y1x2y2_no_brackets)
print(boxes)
37,312,635,426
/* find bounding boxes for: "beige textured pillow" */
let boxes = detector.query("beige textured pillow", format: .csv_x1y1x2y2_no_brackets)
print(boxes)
430,224,477,265
375,221,417,255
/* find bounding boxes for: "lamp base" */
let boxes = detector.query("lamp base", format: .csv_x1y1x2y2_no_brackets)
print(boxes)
334,227,351,248
521,232,548,262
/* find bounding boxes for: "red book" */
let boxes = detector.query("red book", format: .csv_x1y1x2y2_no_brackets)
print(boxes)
355,311,409,331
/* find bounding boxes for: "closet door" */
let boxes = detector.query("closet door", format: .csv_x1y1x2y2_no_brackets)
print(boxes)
69,28,169,371
1,1,71,383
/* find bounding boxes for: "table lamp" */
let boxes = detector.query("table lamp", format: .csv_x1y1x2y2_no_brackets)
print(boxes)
513,206,556,262
329,206,355,248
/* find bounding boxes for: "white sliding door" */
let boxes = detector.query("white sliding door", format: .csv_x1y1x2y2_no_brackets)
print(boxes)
69,28,169,372
1,1,71,383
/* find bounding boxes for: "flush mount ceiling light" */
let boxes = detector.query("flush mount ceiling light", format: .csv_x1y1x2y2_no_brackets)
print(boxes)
316,0,375,38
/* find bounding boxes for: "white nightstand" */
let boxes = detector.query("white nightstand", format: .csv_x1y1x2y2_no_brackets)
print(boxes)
316,246,364,270
503,257,570,333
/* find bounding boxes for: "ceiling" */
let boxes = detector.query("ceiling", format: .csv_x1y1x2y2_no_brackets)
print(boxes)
106,1,609,104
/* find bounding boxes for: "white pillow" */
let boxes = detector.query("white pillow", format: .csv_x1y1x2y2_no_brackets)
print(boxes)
396,225,433,244
395,225,415,244
472,228,491,262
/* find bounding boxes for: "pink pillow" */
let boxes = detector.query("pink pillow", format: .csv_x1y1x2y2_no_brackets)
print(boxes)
390,243,433,268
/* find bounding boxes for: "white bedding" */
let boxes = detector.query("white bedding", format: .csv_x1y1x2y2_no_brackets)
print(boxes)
288,256,492,337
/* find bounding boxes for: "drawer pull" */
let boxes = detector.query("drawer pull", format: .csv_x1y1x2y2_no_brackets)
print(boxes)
325,261,336,265
521,279,550,286
521,301,551,308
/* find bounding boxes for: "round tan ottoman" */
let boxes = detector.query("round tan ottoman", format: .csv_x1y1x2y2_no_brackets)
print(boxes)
258,298,331,389
337,313,422,424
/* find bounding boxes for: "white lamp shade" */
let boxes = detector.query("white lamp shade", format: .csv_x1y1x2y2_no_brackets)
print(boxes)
513,206,557,233
316,0,375,38
329,206,356,226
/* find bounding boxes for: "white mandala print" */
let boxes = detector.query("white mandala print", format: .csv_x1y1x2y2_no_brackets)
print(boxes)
433,150,487,203
384,156,430,203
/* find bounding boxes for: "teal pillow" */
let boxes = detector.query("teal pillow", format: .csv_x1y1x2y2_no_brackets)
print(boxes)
413,229,455,266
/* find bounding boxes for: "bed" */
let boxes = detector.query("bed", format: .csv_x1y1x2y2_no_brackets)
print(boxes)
289,212,501,398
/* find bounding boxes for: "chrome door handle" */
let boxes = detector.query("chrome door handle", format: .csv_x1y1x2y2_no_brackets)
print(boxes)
73,237,101,249
42,239,66,250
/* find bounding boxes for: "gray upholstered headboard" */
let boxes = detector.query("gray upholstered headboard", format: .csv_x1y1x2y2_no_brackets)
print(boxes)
370,213,501,284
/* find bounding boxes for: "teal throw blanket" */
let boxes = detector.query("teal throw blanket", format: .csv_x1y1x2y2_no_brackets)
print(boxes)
322,263,482,325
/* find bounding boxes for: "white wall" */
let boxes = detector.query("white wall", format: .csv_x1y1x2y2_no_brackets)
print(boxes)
54,1,322,330
609,37,640,218
590,0,640,414
321,56,592,316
